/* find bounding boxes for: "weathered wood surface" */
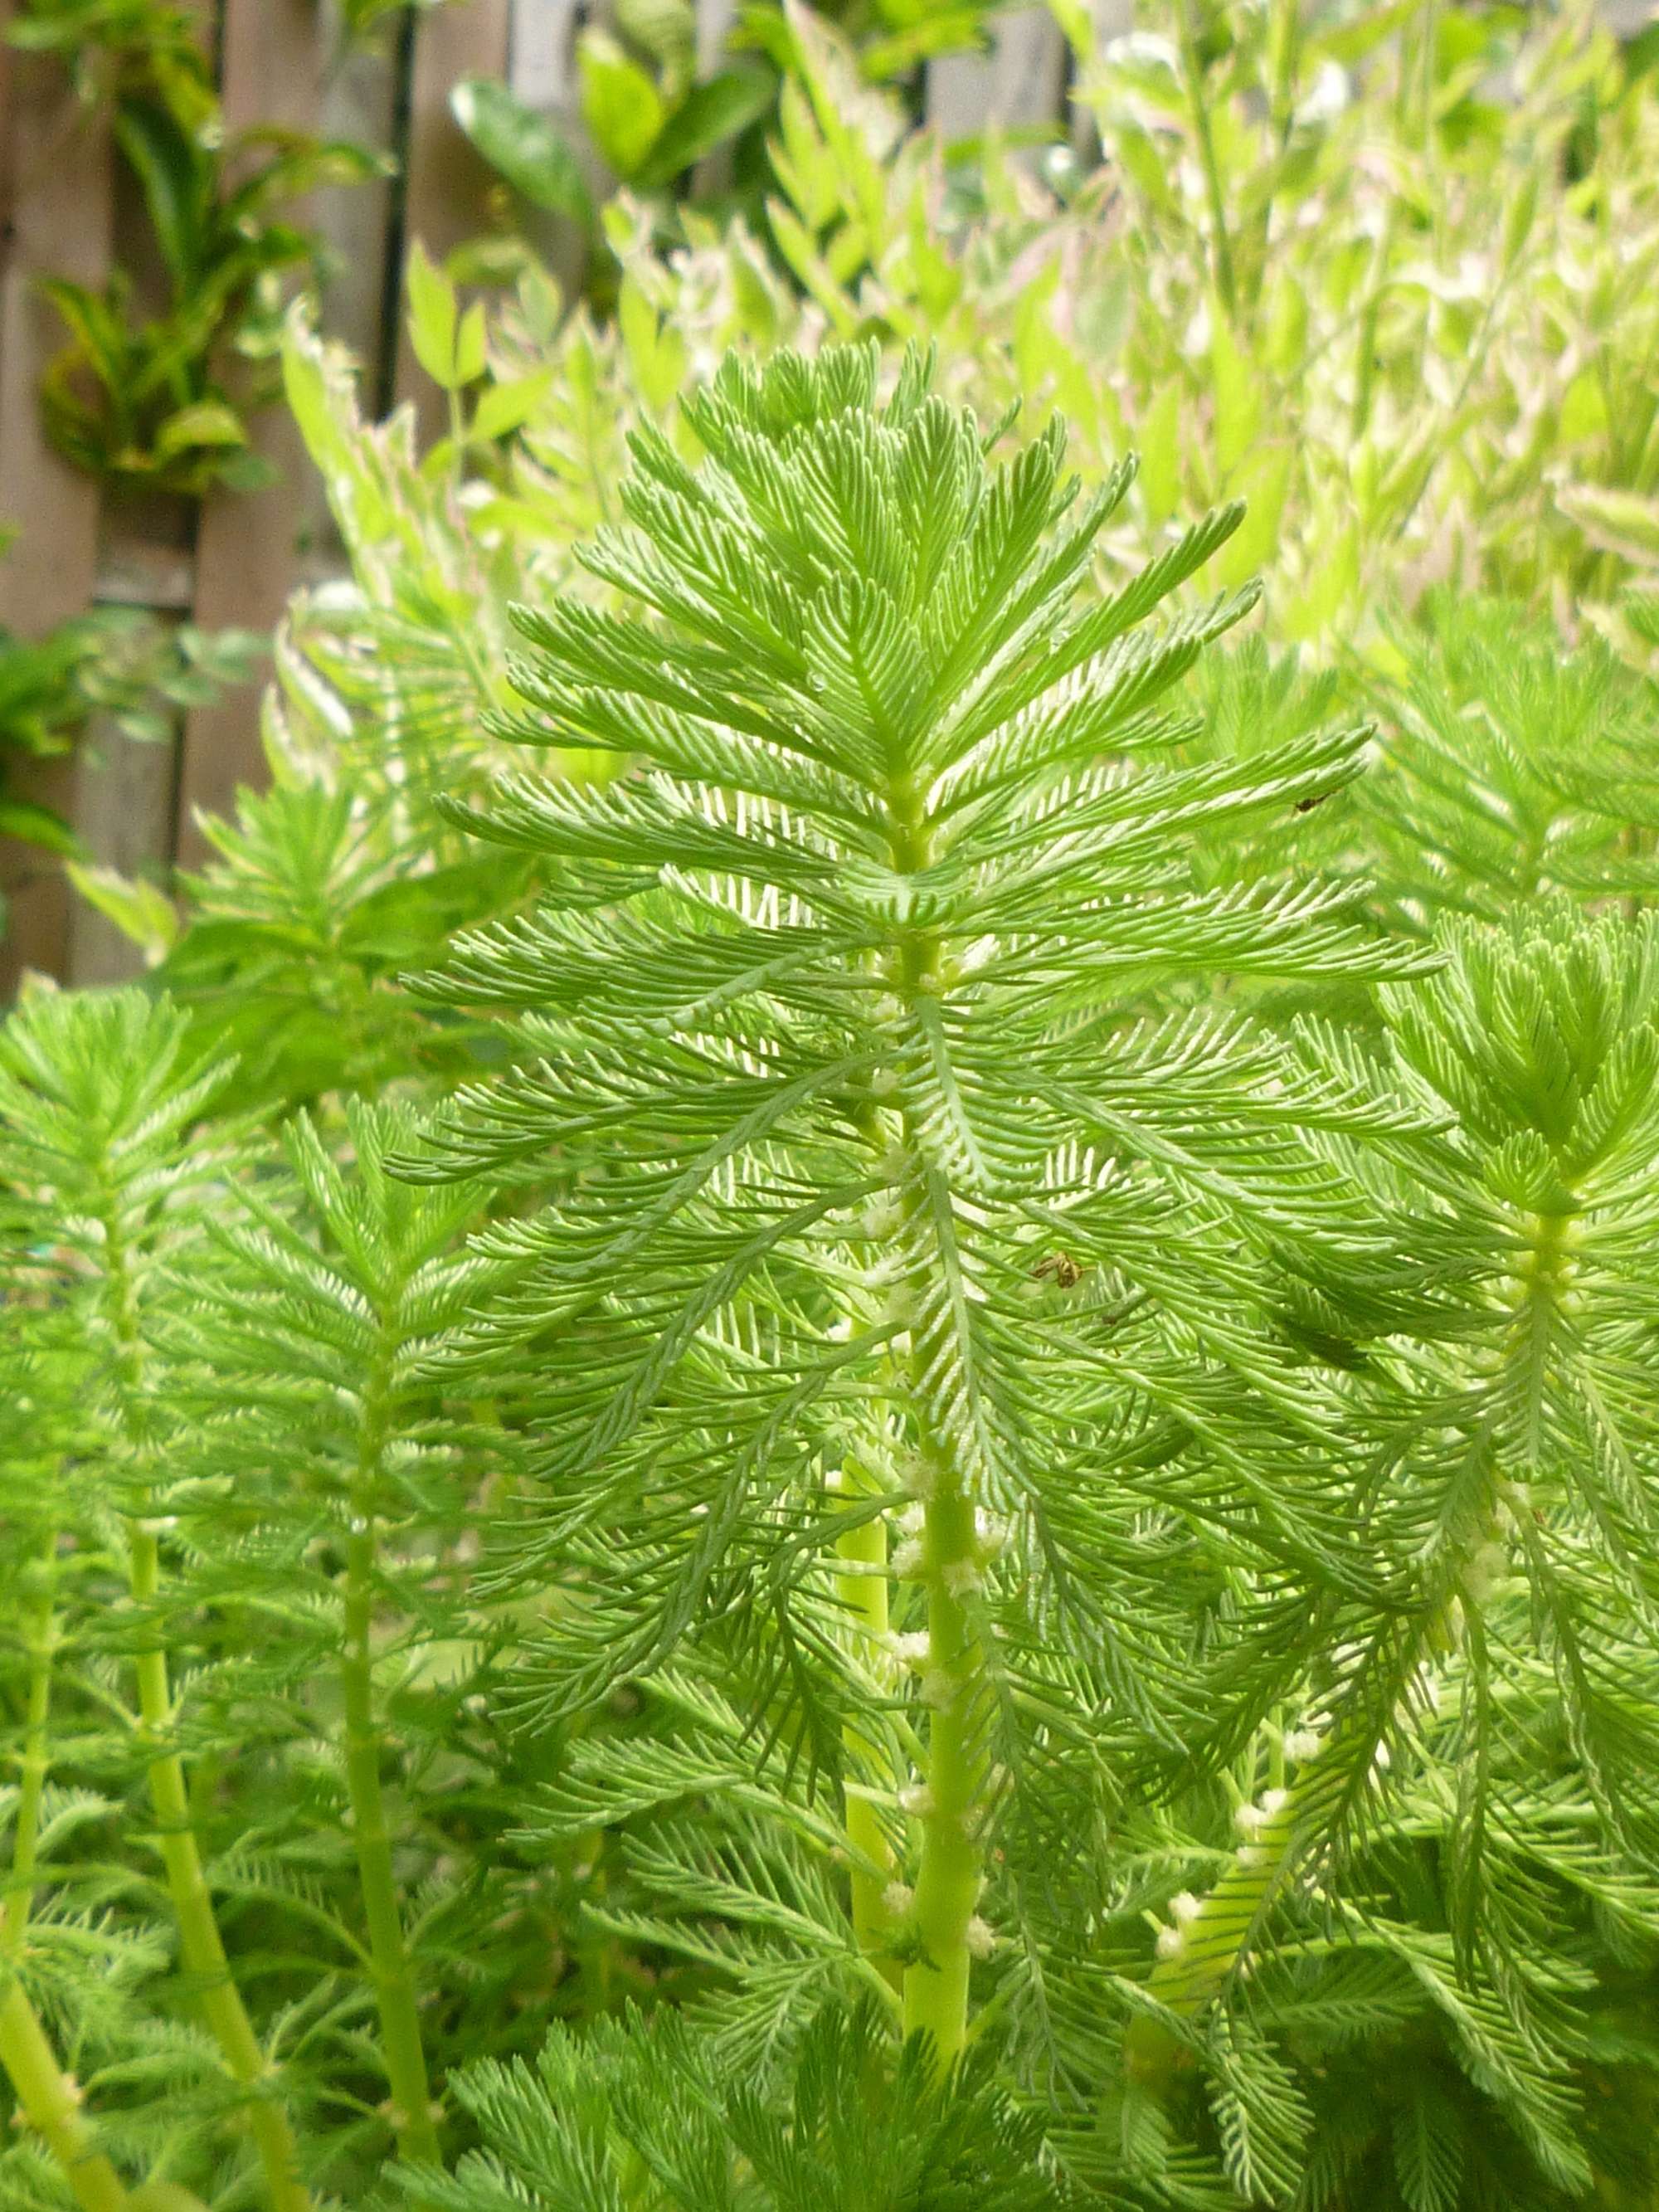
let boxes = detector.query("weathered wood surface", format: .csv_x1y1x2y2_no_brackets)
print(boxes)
926,7,1070,142
4,0,1657,981
395,0,513,442
176,0,327,874
0,11,114,988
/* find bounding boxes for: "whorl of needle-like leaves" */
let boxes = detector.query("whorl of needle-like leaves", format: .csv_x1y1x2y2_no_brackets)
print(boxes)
408,342,1432,1728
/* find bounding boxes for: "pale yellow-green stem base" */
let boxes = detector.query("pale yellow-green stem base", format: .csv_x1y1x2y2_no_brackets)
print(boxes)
835,1456,901,1986
0,1981,131,2212
901,1488,985,2074
131,1531,312,2212
340,1486,443,2176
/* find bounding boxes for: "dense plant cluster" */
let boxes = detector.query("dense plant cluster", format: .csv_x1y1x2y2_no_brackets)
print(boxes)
6,5,1659,2211
0,600,263,917
9,0,384,496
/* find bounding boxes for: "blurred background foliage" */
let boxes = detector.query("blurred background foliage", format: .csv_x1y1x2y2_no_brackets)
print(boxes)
7,8,1659,2212
5,0,1659,925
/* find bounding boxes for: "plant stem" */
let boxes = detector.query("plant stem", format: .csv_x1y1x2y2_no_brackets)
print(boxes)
873,779,993,2076
339,1365,443,2176
5,1531,57,1955
834,1454,902,1986
900,1484,986,2073
1248,0,1304,309
129,1530,312,2212
0,1982,131,2212
0,1531,134,2212
1177,0,1238,323
99,1200,313,2212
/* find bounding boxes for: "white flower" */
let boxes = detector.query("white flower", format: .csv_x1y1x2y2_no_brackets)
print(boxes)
887,1630,932,1666
898,1454,936,1501
1169,1891,1204,1925
900,1782,935,1817
1294,58,1350,129
892,1539,926,1580
883,1881,915,1918
1155,1924,1186,1961
974,1509,1011,1556
1282,1729,1323,1762
1462,1542,1511,1605
1104,30,1178,73
966,1916,999,1959
942,1558,981,1600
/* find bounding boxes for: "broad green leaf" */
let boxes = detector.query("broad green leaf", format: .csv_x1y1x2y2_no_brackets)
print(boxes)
1046,0,1095,59
405,238,460,388
280,308,353,477
1557,484,1659,568
66,862,179,962
471,369,557,443
1139,382,1183,529
153,399,249,459
615,0,695,72
224,137,391,227
451,76,595,227
1211,310,1262,480
0,797,80,855
1214,445,1292,589
38,278,131,391
113,96,205,287
617,275,687,414
862,6,999,79
635,66,775,188
579,29,667,178
455,300,488,388
1282,521,1359,641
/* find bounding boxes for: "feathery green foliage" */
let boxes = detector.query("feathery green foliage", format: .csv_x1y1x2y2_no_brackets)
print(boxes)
7,333,1659,2212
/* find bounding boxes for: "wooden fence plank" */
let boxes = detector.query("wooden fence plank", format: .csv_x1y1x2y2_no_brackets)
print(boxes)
510,0,585,108
693,0,741,193
175,0,328,873
0,16,114,987
926,7,1069,143
315,0,402,427
1071,0,1134,156
508,0,600,296
696,0,740,74
394,0,513,443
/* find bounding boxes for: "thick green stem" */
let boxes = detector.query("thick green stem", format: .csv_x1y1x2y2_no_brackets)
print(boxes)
835,1457,902,1985
131,1531,312,2212
900,1486,986,2072
1247,0,1304,308
0,1533,134,2212
1177,0,1238,323
99,1200,312,2212
340,1369,443,2176
5,1532,56,1954
0,1982,131,2212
